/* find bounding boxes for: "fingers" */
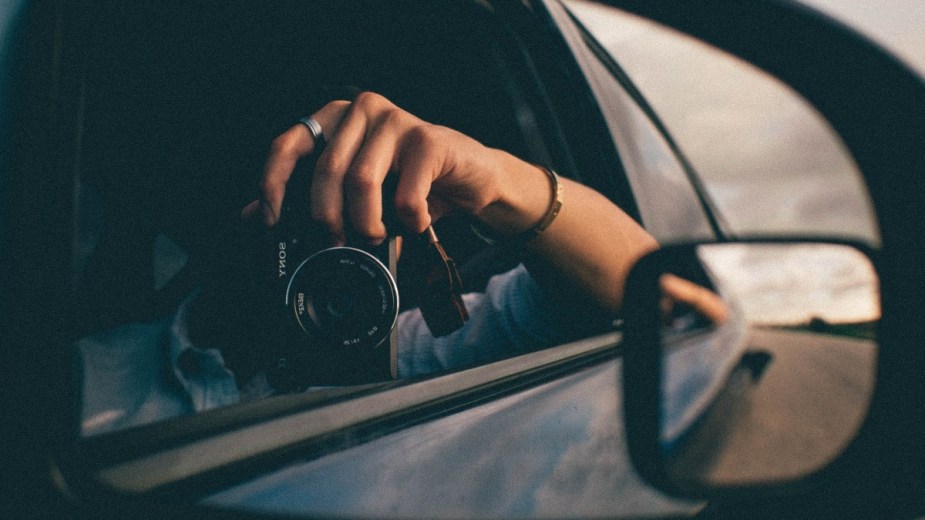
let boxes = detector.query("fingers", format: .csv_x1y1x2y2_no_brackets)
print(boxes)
342,126,397,244
257,101,350,225
312,94,393,244
260,128,308,225
313,92,435,242
255,91,456,243
310,102,368,243
394,129,439,234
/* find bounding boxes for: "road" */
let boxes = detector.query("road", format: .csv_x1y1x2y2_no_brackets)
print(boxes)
671,327,875,486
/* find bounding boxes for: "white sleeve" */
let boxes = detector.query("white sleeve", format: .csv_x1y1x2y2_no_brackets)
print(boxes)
396,264,605,378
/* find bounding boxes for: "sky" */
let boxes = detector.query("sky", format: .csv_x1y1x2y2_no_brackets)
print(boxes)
567,0,925,244
699,243,880,325
564,0,916,323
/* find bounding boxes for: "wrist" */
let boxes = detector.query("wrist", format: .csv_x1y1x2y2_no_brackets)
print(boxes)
473,159,563,244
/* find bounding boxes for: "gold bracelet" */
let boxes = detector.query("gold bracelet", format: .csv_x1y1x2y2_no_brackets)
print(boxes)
470,166,564,245
529,167,564,237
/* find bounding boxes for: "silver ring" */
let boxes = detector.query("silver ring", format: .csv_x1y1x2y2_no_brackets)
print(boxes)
298,116,325,150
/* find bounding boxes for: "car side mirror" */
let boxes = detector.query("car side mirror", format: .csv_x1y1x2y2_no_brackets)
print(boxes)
621,240,879,497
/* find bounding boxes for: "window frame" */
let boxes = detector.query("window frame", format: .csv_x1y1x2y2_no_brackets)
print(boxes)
56,0,645,502
552,0,729,240
84,332,621,498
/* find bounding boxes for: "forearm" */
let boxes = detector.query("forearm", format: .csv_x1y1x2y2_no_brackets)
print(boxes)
475,150,658,314
255,93,656,314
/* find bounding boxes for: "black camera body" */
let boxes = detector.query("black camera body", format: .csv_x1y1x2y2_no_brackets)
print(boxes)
259,174,401,388
190,157,466,391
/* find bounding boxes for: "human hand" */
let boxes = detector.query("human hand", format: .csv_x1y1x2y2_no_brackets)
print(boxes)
243,92,512,246
241,91,659,315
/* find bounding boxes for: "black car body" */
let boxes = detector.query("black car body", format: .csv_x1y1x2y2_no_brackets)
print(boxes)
3,0,925,518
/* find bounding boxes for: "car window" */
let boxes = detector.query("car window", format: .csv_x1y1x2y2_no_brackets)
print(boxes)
562,0,880,245
72,0,625,447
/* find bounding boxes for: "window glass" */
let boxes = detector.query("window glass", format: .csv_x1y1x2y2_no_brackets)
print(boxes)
548,0,716,243
563,0,879,244
73,1,624,440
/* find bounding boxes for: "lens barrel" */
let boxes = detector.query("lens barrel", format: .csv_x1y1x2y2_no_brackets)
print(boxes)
285,247,399,350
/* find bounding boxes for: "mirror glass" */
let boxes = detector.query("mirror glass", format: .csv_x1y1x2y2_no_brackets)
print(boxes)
656,242,878,488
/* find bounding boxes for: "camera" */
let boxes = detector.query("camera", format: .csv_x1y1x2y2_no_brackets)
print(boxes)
257,167,402,388
188,156,468,391
278,241,399,355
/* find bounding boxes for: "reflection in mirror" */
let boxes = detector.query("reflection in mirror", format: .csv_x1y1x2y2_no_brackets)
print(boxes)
656,242,878,489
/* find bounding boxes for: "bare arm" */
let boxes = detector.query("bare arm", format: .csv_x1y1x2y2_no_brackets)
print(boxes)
244,92,657,314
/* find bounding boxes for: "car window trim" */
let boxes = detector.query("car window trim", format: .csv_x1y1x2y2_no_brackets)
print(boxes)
558,0,730,239
85,331,621,497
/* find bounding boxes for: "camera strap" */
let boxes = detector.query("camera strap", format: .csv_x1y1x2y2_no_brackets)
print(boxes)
418,225,469,337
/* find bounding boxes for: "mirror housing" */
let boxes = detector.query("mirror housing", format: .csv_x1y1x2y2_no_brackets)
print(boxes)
622,240,879,497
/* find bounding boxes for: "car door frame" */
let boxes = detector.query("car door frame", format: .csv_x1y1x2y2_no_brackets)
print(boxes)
5,0,925,518
0,0,658,513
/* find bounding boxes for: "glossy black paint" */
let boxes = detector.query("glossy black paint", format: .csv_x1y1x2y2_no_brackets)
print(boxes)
1,1,83,518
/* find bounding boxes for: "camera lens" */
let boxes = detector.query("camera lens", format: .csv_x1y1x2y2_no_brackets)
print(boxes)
286,247,399,350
